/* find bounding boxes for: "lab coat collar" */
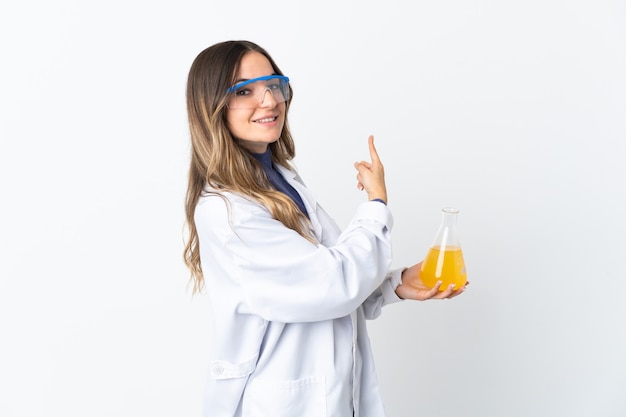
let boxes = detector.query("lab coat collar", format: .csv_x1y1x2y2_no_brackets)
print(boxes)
274,164,324,243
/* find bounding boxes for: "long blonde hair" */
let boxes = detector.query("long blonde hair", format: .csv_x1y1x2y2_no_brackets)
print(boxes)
183,40,314,294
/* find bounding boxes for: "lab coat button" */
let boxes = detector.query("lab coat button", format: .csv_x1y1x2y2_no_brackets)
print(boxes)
213,365,224,376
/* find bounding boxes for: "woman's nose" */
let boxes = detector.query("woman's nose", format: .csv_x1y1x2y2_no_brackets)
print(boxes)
259,88,277,108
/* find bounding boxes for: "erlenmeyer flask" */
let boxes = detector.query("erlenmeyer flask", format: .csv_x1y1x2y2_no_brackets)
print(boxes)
420,207,467,291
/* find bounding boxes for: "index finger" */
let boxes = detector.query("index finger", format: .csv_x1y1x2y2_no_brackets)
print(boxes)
368,135,382,165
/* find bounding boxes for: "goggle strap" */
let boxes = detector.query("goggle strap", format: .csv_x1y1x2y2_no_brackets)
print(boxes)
227,75,290,93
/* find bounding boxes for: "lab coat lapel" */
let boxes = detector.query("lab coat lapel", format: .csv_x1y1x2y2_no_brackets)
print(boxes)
275,164,324,242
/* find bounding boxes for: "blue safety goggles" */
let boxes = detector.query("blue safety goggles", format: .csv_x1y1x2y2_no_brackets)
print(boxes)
226,75,290,109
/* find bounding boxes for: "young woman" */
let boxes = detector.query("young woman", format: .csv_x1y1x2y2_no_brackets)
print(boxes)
183,40,467,417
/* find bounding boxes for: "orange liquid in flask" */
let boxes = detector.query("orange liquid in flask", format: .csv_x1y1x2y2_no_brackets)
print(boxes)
420,246,467,291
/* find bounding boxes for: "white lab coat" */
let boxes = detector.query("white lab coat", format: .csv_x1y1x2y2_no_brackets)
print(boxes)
196,164,404,417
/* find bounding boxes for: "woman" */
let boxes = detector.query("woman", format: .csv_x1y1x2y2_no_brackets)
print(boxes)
183,40,467,417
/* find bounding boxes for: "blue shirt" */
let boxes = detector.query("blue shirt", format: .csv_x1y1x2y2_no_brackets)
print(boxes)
251,149,309,218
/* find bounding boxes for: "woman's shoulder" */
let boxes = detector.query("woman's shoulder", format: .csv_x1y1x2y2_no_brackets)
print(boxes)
196,188,271,222
195,189,275,243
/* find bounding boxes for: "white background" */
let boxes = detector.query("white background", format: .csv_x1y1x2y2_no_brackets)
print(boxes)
1,1,625,416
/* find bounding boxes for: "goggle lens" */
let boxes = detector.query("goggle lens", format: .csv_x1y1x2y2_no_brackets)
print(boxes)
226,75,290,109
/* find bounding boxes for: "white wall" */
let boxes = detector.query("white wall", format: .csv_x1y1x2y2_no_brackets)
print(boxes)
1,1,625,416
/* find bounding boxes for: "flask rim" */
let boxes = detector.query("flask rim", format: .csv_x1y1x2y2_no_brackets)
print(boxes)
442,207,459,214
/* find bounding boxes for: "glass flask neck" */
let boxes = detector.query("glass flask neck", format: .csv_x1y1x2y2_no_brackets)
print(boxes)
432,207,461,248
441,207,459,227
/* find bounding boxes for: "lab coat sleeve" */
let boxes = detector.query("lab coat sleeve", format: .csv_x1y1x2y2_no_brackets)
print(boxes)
195,193,393,323
361,267,405,320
